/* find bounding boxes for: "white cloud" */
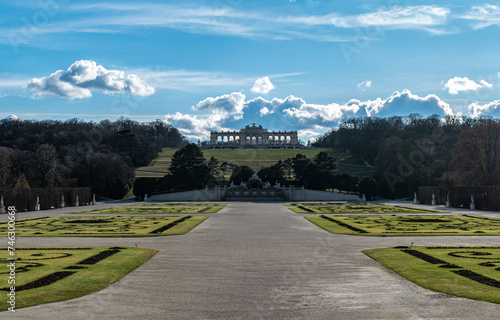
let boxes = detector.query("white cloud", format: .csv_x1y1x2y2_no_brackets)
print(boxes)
248,95,360,130
165,89,461,141
282,100,359,125
192,92,247,121
357,80,372,91
468,100,500,118
164,112,215,140
298,129,320,141
462,4,500,29
165,92,246,140
279,5,450,33
27,60,155,99
251,77,275,94
0,4,454,50
259,107,270,116
347,89,453,116
443,76,492,95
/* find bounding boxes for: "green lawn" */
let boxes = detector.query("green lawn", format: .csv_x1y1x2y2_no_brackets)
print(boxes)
0,216,207,237
306,215,500,236
71,206,224,214
0,246,157,310
286,203,444,214
135,148,377,178
365,246,500,304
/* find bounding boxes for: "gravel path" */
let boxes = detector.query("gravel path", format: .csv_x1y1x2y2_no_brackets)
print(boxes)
4,202,500,319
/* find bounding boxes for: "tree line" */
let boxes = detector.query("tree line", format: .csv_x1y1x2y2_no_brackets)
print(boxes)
0,117,186,199
314,114,500,198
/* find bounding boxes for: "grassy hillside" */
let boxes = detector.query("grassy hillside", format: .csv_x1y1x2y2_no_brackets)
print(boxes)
134,148,376,178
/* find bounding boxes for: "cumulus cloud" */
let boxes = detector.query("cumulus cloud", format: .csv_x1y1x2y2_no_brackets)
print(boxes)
165,89,461,141
346,89,453,117
164,112,215,140
192,92,247,121
165,92,246,140
251,77,275,94
357,80,372,91
282,100,359,125
298,129,320,142
28,60,155,99
245,95,358,128
468,100,500,118
259,107,270,116
443,76,492,95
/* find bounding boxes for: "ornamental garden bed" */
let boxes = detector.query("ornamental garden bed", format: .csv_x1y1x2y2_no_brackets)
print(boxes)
0,247,157,310
364,246,500,304
306,215,500,236
286,203,444,214
0,216,207,237
70,205,224,215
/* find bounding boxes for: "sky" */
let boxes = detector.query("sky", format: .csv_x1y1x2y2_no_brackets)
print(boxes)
1,0,500,142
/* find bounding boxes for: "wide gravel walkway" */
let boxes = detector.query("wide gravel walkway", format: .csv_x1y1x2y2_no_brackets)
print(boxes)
4,202,500,319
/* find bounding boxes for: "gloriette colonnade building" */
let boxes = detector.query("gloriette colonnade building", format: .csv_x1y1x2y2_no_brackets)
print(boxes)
209,123,299,148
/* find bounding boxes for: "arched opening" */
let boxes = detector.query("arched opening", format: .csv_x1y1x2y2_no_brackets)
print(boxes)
235,136,240,144
229,136,234,144
286,136,291,144
268,136,274,144
246,136,251,144
252,136,257,144
217,136,222,144
258,136,263,144
223,136,228,144
280,136,285,144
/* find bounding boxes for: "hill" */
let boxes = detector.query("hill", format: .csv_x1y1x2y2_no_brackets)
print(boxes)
134,148,376,178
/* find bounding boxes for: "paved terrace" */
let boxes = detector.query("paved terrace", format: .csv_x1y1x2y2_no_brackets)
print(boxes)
3,202,500,319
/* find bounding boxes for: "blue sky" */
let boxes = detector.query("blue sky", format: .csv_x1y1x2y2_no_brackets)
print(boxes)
1,0,500,141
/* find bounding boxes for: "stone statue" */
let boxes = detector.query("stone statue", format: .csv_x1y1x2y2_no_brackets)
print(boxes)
144,194,149,202
431,193,436,206
446,192,450,208
35,196,40,211
413,192,417,204
75,195,79,207
250,173,262,182
92,194,96,205
470,195,475,210
263,181,271,189
240,182,248,189
228,181,236,189
0,196,5,214
61,195,65,208
362,194,366,202
273,181,281,189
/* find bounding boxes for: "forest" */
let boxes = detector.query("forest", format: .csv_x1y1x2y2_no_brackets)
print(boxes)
2,114,499,201
314,114,500,198
0,117,186,199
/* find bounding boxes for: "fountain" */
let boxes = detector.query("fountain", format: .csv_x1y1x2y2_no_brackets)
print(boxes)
225,174,286,201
